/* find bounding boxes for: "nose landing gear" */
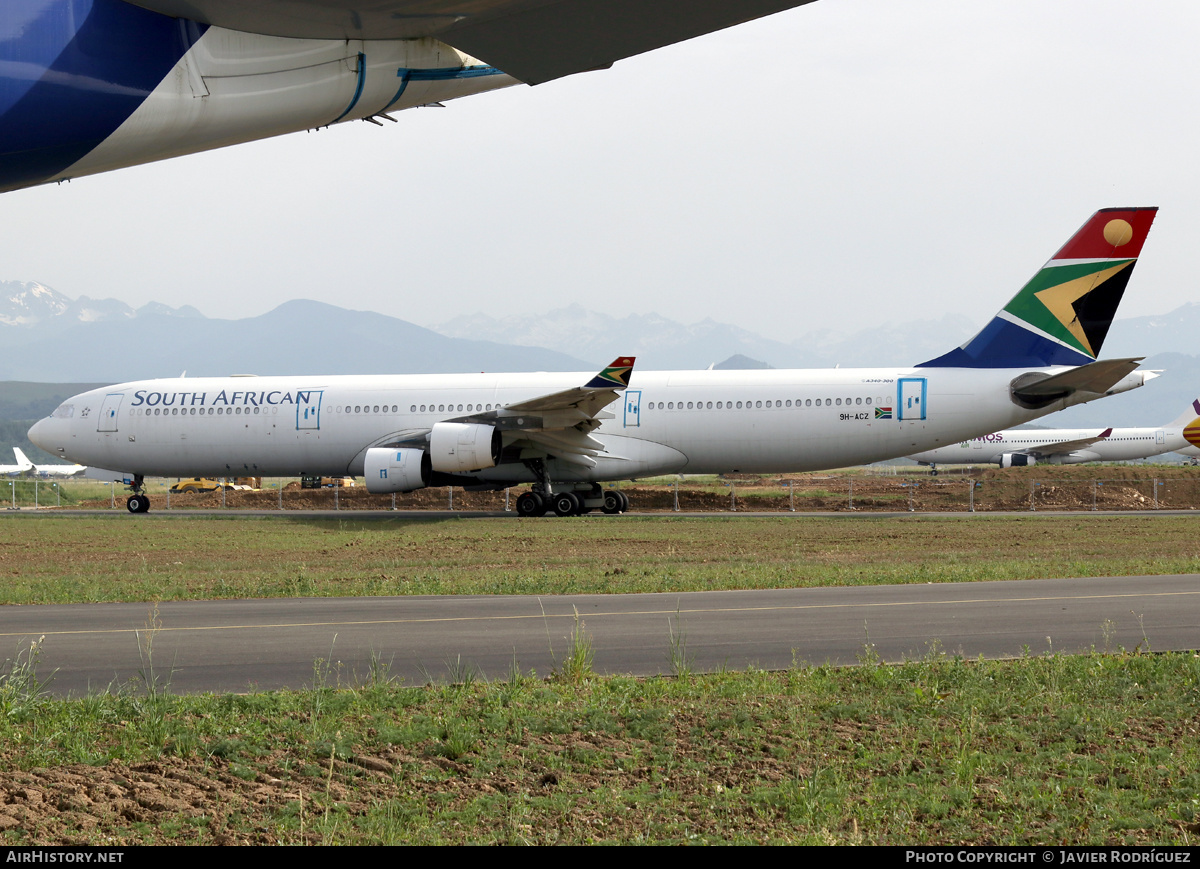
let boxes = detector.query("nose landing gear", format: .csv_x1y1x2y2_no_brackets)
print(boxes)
125,475,150,514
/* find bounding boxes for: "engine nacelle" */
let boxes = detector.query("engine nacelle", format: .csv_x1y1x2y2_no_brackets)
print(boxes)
999,453,1037,468
429,422,502,473
364,447,430,493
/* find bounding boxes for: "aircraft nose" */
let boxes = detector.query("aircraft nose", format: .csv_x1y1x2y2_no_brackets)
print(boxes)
27,417,56,452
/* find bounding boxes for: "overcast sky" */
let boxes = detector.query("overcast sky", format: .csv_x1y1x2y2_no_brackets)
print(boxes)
2,0,1198,344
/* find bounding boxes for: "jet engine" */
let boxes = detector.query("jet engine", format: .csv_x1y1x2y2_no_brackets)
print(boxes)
999,453,1036,468
364,447,430,493
429,422,502,473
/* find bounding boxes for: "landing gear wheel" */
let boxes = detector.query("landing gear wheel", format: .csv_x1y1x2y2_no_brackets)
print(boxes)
602,491,625,514
516,491,546,517
552,491,582,517
126,494,149,514
617,491,630,513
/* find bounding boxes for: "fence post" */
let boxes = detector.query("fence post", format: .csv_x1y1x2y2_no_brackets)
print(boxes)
279,483,284,511
505,488,510,512
391,492,396,511
222,480,226,509
1154,478,1160,510
790,480,796,512
34,480,38,509
968,480,974,513
1091,481,1097,511
1029,481,1036,512
165,484,169,511
730,482,736,512
448,486,453,510
110,483,115,510
334,483,338,511
908,481,915,512
848,478,853,511
673,481,679,512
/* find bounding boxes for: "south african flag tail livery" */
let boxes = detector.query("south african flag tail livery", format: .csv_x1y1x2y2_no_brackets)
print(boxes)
919,208,1158,369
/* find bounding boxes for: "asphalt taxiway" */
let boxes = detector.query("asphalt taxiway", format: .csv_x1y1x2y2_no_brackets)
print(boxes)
1,574,1195,696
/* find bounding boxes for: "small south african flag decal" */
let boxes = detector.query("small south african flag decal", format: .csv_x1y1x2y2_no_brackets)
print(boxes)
875,407,893,420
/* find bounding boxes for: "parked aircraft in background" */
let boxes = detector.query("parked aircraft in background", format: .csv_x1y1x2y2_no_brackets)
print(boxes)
30,208,1158,515
0,448,34,477
16,448,87,478
0,0,816,193
908,396,1200,472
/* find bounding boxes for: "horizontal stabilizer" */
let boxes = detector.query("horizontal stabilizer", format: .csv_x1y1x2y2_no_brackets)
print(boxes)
1011,358,1143,407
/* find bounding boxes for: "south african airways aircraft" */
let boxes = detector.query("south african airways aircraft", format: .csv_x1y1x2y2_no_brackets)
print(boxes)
30,208,1159,515
0,0,819,193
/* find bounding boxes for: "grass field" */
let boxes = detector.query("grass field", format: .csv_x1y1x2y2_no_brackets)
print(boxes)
1,641,1197,844
2,513,1200,604
1,511,1198,844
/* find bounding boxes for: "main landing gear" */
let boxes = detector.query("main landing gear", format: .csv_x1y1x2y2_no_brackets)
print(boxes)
514,460,629,517
125,475,150,514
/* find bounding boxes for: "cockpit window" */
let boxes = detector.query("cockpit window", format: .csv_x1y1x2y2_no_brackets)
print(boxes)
51,404,74,419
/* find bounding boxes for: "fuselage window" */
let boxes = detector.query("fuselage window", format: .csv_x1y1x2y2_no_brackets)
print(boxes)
706,401,713,409
866,397,872,405
755,401,761,408
736,401,743,409
668,402,674,409
687,401,693,409
836,398,842,406
438,405,444,412
411,405,417,412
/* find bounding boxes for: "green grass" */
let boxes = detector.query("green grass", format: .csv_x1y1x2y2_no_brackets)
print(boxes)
1,648,1197,844
3,513,1200,605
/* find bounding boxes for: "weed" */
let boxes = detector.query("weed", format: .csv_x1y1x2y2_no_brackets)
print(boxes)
554,607,594,684
133,603,175,696
444,655,479,689
667,610,694,678
0,635,54,720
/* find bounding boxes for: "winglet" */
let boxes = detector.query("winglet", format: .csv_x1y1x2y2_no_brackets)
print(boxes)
584,357,636,389
1098,428,1113,438
919,208,1158,368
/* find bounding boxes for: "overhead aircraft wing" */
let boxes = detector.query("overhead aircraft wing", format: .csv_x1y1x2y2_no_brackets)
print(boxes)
1021,429,1113,460
123,0,818,84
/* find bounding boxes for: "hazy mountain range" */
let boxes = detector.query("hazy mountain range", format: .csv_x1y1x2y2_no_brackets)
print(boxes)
3,279,1199,430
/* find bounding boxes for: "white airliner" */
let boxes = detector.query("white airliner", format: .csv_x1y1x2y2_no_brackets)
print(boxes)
0,0,817,194
908,398,1200,472
16,447,88,479
30,208,1159,516
0,449,34,478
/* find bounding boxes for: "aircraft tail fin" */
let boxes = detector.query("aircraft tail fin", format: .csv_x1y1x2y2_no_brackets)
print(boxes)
1165,398,1200,431
1170,398,1200,450
13,447,32,469
918,208,1158,368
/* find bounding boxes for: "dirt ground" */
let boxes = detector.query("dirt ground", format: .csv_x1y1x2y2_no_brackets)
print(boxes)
90,465,1200,514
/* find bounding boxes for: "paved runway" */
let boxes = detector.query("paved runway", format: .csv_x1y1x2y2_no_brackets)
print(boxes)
1,574,1196,696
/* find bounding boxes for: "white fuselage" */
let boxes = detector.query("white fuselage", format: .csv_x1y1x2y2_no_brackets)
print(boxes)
30,365,1112,484
909,425,1185,466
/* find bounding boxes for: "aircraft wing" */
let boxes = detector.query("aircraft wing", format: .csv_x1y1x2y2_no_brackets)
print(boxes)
449,356,635,467
1020,429,1113,460
123,0,818,84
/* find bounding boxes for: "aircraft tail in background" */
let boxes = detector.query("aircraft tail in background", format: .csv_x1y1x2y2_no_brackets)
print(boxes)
919,208,1158,369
